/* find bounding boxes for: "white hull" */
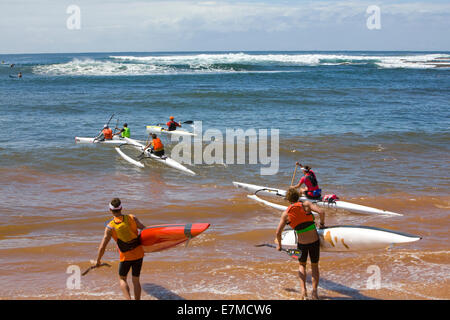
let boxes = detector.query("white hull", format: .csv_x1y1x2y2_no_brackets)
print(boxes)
115,147,145,168
146,125,196,137
75,136,126,145
281,226,421,252
233,181,402,216
123,138,196,175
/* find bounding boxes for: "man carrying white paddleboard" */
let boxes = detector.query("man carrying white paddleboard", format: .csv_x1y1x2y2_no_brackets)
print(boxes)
95,198,146,300
275,188,326,300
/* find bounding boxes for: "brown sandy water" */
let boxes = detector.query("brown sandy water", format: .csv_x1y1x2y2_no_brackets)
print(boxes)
0,167,448,300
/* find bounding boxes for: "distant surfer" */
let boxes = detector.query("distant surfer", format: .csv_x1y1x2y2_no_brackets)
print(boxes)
275,187,326,300
114,123,130,138
94,124,113,142
9,72,22,79
95,198,146,300
144,133,165,157
166,116,181,131
10,63,15,68
292,163,322,199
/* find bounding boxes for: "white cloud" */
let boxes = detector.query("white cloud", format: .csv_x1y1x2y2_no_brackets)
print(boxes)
0,1,449,53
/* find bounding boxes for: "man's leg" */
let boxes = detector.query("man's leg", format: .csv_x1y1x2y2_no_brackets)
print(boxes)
311,263,320,300
132,276,142,300
118,261,132,300
310,240,321,300
119,276,132,300
298,262,308,300
131,258,143,300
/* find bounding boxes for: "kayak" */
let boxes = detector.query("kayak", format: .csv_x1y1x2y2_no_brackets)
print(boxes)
146,125,196,137
117,137,196,175
140,223,210,253
233,181,402,216
75,136,128,145
281,225,421,252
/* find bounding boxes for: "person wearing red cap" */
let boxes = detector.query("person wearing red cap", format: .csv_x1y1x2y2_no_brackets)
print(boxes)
166,116,181,131
293,162,322,199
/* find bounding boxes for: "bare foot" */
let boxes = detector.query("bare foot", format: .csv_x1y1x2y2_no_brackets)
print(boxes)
300,291,308,300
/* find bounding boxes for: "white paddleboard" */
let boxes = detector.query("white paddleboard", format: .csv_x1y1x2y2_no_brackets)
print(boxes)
281,226,421,252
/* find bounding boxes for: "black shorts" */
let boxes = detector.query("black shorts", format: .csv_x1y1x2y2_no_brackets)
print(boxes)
152,150,165,157
297,240,320,264
118,258,143,277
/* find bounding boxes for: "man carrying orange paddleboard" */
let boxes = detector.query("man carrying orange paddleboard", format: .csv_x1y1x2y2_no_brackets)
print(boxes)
95,198,146,300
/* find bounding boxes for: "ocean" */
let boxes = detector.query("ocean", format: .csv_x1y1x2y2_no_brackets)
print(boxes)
0,51,449,300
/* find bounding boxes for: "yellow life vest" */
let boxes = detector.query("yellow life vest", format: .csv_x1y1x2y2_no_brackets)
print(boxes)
107,215,141,252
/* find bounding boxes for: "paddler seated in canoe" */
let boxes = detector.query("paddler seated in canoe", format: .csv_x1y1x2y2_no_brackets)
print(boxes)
94,124,113,142
275,187,326,300
293,162,322,199
144,133,165,157
95,198,146,300
166,116,181,131
113,123,130,138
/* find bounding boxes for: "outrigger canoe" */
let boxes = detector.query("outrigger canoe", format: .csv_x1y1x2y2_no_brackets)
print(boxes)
233,181,402,216
146,125,196,137
114,137,196,175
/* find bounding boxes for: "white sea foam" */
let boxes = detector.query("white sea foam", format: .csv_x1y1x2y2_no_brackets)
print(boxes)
32,53,450,76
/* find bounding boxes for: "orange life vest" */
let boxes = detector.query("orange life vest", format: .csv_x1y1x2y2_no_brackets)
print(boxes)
286,202,315,232
107,214,144,262
102,128,113,140
152,138,164,152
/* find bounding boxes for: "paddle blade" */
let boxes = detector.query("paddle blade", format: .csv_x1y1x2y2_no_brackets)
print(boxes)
81,263,111,276
255,243,301,260
182,120,193,124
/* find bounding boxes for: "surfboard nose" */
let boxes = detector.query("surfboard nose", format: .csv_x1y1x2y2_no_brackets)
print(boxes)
189,223,210,237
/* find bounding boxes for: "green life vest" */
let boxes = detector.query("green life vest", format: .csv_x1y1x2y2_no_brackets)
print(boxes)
121,127,130,138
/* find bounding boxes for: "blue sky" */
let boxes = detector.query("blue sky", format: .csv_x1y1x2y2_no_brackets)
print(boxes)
0,0,449,53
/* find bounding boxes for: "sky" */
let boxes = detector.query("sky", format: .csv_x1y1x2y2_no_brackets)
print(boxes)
0,0,449,54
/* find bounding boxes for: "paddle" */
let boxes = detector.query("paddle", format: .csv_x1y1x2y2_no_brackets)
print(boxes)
255,243,301,260
81,263,111,276
290,162,299,186
137,132,152,160
105,113,115,127
156,120,193,126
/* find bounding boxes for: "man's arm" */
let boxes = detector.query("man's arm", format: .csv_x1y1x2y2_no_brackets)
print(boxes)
307,202,325,228
96,227,112,266
275,211,288,250
133,216,146,230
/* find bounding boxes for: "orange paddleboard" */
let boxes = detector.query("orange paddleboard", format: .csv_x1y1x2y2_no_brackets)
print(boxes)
139,223,210,253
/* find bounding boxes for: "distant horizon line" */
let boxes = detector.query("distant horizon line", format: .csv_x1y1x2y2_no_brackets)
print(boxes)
1,49,450,56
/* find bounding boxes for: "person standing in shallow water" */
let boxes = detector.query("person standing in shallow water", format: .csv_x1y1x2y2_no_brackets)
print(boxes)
275,187,326,300
95,198,146,300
